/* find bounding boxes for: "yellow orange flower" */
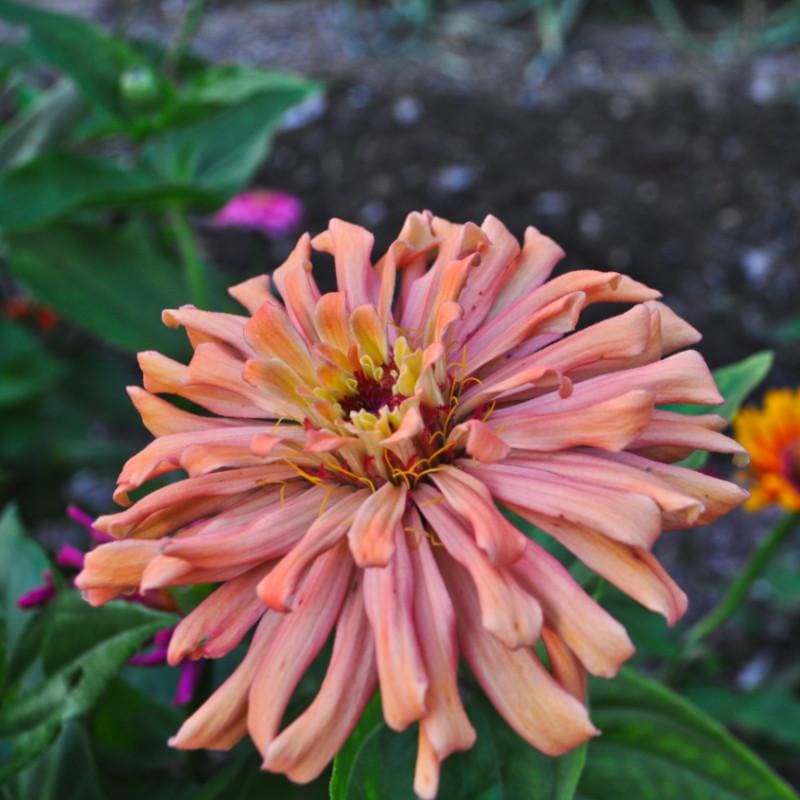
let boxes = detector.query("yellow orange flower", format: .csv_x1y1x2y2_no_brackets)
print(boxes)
734,387,800,511
76,212,746,797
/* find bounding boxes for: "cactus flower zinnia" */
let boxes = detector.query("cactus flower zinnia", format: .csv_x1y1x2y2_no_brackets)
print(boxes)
77,212,746,798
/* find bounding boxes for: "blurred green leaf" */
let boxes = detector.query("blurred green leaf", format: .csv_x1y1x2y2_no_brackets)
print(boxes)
5,220,193,354
331,689,587,799
143,73,319,195
0,505,50,657
0,152,217,233
777,317,800,343
0,0,167,121
0,592,175,781
599,587,678,659
0,320,61,408
577,668,798,800
5,720,105,800
0,81,84,171
683,682,800,751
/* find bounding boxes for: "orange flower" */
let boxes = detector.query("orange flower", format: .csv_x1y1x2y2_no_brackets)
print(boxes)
77,213,746,797
734,387,800,511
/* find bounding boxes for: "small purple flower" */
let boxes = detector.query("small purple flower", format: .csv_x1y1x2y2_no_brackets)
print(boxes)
211,189,303,238
17,571,56,609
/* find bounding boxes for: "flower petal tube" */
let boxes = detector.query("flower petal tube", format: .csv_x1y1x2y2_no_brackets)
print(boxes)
77,212,747,798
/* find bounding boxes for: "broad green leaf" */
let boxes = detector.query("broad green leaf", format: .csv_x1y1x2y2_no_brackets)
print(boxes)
667,351,773,470
0,80,84,171
576,668,797,800
193,747,328,800
777,317,800,343
0,320,61,408
0,505,50,657
6,720,105,800
5,220,193,354
0,592,175,781
0,0,165,121
331,689,588,800
144,76,319,195
684,682,800,750
0,151,214,234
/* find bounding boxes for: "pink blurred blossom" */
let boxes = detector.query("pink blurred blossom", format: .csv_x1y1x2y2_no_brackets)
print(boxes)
212,189,303,238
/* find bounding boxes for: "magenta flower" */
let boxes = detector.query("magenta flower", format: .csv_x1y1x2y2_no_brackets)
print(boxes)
212,190,303,238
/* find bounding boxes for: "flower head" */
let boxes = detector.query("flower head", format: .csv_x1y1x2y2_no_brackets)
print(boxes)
734,387,800,511
77,212,746,798
212,189,303,238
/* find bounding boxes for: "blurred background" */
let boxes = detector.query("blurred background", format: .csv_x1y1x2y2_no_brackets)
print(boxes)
1,0,799,792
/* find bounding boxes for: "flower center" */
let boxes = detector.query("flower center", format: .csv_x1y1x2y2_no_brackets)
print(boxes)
339,363,404,416
780,439,800,491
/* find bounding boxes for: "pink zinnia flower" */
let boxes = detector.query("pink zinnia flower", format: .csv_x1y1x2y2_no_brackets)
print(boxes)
212,190,303,238
76,212,746,797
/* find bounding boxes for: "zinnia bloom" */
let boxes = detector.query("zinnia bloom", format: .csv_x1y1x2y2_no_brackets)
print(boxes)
734,387,800,511
76,212,746,797
212,189,303,238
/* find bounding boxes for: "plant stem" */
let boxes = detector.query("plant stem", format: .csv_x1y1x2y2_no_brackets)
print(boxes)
170,211,208,309
165,0,207,72
684,510,800,650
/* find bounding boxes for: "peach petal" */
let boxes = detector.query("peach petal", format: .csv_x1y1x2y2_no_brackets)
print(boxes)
407,512,476,761
496,389,655,452
599,451,749,526
313,292,352,355
541,627,588,701
312,219,378,310
162,306,251,354
450,215,521,344
167,564,268,664
127,386,249,437
477,461,662,549
272,233,320,346
415,487,542,649
261,576,377,783
162,485,329,568
258,490,367,611
170,612,281,751
507,503,687,625
347,481,407,567
363,527,428,731
75,540,160,590
489,225,565,316
447,419,510,463
430,466,527,565
228,274,273,314
247,545,353,756
440,556,598,756
350,304,388,364
511,539,634,677
245,303,317,385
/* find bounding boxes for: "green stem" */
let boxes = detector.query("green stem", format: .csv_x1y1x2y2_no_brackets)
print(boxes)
165,0,207,72
170,211,208,309
684,510,800,650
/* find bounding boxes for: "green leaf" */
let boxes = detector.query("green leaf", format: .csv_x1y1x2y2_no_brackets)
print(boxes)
6,720,105,800
331,689,587,800
0,151,217,234
0,80,84,171
143,73,319,195
667,351,773,470
5,220,193,354
0,505,50,657
576,668,798,800
0,592,175,781
0,320,62,408
683,681,800,751
0,0,164,121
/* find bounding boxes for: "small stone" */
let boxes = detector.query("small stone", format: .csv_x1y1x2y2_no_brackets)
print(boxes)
532,191,567,216
393,96,421,125
434,165,475,193
578,210,603,239
741,248,774,288
359,200,387,227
